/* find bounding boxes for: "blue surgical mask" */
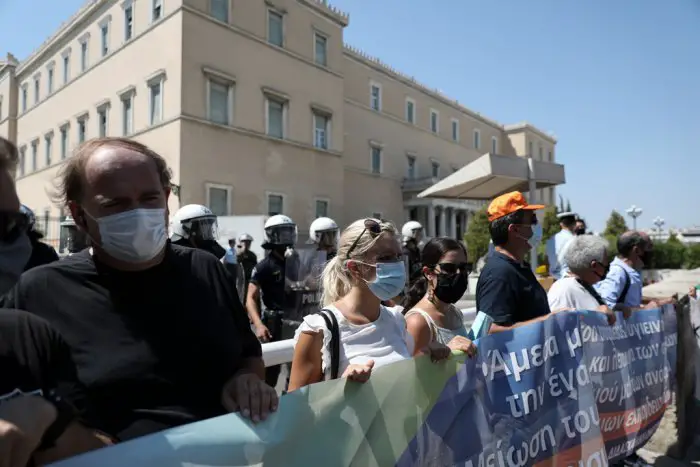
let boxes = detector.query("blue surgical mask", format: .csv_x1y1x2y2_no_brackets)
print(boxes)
528,223,543,249
365,261,406,301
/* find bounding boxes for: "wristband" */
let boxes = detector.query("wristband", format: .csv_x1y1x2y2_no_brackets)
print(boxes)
38,390,77,451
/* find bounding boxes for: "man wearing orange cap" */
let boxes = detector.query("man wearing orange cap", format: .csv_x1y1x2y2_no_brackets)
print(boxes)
475,191,552,332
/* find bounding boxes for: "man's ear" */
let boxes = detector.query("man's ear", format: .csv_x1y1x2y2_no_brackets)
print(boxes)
67,202,86,231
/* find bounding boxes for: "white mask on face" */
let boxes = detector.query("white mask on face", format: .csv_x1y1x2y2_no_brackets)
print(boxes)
89,208,167,263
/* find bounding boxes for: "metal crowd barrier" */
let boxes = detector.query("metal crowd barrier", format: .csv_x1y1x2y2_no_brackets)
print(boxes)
261,307,478,367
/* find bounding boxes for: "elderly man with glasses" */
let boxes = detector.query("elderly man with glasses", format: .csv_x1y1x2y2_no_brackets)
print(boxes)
547,235,615,324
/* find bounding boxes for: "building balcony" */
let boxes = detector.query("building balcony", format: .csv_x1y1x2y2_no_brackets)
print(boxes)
402,176,442,193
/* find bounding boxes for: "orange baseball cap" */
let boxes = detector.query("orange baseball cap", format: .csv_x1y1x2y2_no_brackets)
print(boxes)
487,191,545,222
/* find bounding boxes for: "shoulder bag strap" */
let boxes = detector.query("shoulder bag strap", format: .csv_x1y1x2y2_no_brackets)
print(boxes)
316,308,340,380
617,267,631,305
576,278,606,306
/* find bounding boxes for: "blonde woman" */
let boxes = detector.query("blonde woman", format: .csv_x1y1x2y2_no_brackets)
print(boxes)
288,219,453,390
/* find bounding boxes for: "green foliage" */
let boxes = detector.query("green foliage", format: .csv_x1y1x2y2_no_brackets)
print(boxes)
685,244,700,269
541,206,560,244
651,240,686,269
566,199,572,212
667,233,682,245
603,210,628,238
604,235,619,258
464,207,490,266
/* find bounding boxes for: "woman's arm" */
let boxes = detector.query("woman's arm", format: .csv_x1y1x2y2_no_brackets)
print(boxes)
405,314,432,357
287,331,324,392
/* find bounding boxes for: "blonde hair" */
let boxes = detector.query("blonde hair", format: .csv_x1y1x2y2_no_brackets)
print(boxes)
49,137,172,206
320,218,398,306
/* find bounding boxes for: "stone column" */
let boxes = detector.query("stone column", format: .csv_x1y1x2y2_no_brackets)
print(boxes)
450,208,457,239
438,206,446,237
427,204,435,237
463,210,469,234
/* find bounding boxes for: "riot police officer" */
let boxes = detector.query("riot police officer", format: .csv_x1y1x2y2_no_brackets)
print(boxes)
236,233,258,285
59,215,88,256
19,205,59,271
245,214,298,388
308,217,339,260
402,220,424,285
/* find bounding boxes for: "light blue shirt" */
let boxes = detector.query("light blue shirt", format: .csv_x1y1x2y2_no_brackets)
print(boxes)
546,229,574,279
594,257,643,308
223,247,238,265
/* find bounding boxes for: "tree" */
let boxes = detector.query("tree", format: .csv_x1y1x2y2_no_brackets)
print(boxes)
603,210,628,238
558,195,565,213
464,207,490,269
565,199,572,213
541,206,560,244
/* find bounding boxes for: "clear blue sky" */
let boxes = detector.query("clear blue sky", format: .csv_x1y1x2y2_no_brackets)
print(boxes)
2,0,698,232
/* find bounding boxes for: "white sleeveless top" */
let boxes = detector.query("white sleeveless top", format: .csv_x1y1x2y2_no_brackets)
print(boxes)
294,304,414,380
405,306,468,345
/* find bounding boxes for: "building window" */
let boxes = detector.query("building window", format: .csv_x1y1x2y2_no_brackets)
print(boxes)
149,77,164,125
267,10,284,47
315,199,329,218
207,184,231,216
407,155,416,179
370,146,381,174
473,129,480,149
100,22,110,57
548,150,553,161
77,117,87,143
431,161,440,178
208,79,233,126
211,0,228,22
47,66,54,94
265,97,286,139
314,33,327,66
528,141,533,156
538,145,543,159
451,119,459,142
267,194,284,216
313,112,330,149
62,54,70,83
370,83,381,111
44,134,52,166
60,126,69,159
121,94,133,135
97,106,109,137
80,40,89,71
491,136,498,154
21,86,27,112
31,141,38,172
124,3,134,40
152,0,163,21
34,77,40,104
18,147,25,177
405,98,415,124
430,110,438,133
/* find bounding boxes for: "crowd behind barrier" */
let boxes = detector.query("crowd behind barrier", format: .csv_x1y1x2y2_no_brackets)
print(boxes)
50,305,685,467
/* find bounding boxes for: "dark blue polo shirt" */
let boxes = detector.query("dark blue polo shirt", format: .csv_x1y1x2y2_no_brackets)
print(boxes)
475,251,550,326
250,255,287,311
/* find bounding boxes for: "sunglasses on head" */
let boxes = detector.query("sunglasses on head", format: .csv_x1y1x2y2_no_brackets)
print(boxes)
346,218,382,259
435,262,470,276
0,211,29,243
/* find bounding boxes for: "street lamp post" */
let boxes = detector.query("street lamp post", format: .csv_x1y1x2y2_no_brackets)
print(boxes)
652,216,665,240
626,205,643,230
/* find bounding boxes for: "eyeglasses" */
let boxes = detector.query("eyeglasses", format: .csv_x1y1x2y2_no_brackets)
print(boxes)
0,211,29,243
346,218,382,259
435,262,471,276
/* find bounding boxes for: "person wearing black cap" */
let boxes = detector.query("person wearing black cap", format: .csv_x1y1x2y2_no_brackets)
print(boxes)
545,211,577,280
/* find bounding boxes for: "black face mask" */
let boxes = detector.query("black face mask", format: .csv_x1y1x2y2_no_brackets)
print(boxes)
594,262,610,281
433,272,468,304
574,228,586,236
639,250,653,267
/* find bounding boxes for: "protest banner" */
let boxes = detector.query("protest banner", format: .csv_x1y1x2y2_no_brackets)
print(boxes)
52,308,675,467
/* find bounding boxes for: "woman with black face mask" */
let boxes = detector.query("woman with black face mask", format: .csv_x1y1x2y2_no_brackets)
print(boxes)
402,237,477,356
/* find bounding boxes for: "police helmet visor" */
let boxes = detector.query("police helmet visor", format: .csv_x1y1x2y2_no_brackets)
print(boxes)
267,224,297,245
412,227,424,242
183,216,219,241
317,229,339,249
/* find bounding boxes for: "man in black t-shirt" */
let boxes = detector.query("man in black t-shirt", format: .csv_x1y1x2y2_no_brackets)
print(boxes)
0,137,277,441
476,192,552,332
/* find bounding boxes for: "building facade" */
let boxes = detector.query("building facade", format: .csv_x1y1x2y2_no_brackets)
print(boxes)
0,0,559,245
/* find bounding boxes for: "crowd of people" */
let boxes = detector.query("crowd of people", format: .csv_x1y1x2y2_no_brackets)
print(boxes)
0,135,675,466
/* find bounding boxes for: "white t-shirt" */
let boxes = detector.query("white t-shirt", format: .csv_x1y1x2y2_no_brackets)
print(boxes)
547,276,601,311
294,304,414,379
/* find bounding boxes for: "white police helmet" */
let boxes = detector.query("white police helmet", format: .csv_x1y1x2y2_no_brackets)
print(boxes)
238,233,253,243
308,217,339,247
170,204,218,242
263,214,297,246
401,221,423,243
